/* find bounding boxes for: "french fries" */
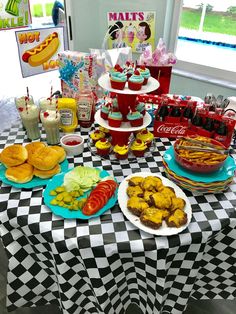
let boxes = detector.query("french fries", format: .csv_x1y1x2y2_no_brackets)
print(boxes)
176,137,227,164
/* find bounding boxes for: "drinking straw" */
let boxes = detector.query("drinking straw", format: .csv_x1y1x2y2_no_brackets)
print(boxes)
25,87,29,114
50,86,53,105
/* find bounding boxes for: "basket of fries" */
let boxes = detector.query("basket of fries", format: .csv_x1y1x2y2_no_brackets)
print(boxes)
174,136,228,173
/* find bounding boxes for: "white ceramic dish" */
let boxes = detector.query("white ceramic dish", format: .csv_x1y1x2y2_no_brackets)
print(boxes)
118,172,192,236
60,134,84,156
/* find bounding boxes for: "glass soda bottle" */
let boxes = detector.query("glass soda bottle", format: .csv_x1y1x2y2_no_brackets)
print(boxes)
77,88,95,129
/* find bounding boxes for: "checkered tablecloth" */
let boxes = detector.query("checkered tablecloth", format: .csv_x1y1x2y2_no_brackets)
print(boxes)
0,123,235,314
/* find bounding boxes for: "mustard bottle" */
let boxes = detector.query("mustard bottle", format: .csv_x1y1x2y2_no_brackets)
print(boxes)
57,98,78,133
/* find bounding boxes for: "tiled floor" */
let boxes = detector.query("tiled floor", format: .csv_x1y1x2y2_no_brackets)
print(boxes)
0,240,235,314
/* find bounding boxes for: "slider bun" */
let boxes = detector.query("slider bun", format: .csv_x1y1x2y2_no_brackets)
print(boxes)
26,142,46,165
50,146,66,163
30,146,60,170
34,163,61,179
0,145,28,168
5,163,34,183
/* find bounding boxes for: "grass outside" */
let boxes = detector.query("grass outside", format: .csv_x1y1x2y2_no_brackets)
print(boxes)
32,3,54,17
180,10,236,36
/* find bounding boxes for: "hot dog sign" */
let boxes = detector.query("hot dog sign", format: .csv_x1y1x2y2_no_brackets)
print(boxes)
15,26,65,78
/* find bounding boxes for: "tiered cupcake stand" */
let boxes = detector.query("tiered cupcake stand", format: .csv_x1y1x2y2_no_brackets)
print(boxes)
89,73,160,162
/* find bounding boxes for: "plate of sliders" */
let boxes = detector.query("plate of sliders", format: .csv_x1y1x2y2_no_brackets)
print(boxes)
0,142,69,189
118,172,192,236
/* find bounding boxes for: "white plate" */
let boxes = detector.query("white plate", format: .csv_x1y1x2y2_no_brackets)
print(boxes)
95,110,152,132
118,172,192,236
98,73,160,95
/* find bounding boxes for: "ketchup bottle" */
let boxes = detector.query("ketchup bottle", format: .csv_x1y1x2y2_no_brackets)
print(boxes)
77,88,95,129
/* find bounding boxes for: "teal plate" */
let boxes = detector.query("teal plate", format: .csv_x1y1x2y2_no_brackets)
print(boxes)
0,159,69,189
43,168,118,219
163,146,236,183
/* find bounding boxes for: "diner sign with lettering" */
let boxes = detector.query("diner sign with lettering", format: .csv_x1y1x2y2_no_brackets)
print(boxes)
15,26,65,78
107,11,156,53
0,0,31,30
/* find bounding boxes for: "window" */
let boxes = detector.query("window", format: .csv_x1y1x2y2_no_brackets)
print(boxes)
170,0,236,86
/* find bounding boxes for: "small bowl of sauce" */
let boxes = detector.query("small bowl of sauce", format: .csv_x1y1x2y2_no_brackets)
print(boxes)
60,134,84,156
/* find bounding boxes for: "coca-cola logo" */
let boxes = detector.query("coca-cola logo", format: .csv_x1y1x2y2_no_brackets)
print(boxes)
156,124,187,135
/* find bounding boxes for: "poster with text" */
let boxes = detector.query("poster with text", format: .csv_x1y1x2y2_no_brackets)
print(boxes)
16,26,65,78
107,11,156,53
0,0,31,31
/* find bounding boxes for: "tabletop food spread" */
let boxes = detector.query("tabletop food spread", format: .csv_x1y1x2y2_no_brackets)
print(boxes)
0,63,236,314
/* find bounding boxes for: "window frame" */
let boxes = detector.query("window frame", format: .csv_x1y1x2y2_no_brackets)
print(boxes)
169,0,236,87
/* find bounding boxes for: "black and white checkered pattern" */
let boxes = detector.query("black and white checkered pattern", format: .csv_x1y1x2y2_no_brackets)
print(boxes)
0,123,235,314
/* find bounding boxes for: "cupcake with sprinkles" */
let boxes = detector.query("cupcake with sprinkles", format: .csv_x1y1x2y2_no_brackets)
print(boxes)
128,70,144,91
137,65,151,85
108,110,123,127
127,110,143,127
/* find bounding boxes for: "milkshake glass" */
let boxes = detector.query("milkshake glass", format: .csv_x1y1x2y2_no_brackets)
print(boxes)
39,97,57,111
40,109,61,145
20,105,40,140
15,95,34,110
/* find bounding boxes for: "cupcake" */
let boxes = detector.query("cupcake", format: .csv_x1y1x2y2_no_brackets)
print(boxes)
90,130,106,143
124,61,134,79
137,65,151,85
136,102,146,116
130,139,147,157
108,110,123,127
110,71,127,90
136,129,154,148
100,104,110,120
127,110,143,127
99,126,110,137
95,138,111,156
113,144,129,160
128,70,144,91
109,64,123,77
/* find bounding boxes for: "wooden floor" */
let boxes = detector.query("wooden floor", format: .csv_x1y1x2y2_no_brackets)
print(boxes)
0,241,235,314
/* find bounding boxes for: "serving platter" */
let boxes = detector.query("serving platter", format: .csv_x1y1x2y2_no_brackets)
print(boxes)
118,172,192,236
43,168,118,219
0,159,69,189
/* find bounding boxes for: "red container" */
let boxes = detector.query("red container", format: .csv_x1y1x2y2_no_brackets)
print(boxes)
174,136,227,174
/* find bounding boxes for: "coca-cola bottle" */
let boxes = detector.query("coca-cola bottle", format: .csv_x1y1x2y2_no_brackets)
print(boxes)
156,104,169,122
214,121,228,143
203,117,214,132
191,112,202,127
183,102,193,120
170,105,181,117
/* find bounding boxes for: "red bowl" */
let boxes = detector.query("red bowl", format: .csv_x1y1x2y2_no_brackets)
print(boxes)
174,136,227,173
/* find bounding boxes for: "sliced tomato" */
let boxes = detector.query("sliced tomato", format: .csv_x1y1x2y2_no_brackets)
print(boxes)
82,201,100,216
90,190,108,205
88,194,105,208
95,187,113,199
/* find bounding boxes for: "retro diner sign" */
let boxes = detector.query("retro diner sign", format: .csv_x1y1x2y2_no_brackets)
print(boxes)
15,26,65,78
107,11,156,53
0,0,31,30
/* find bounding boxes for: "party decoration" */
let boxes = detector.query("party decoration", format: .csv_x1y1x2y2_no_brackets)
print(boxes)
59,59,84,92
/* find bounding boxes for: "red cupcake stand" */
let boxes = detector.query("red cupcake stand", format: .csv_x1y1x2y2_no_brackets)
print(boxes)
96,73,159,146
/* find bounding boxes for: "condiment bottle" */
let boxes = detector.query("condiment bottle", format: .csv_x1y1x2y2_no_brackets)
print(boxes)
57,98,78,133
76,88,95,129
